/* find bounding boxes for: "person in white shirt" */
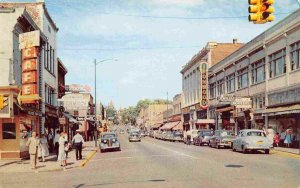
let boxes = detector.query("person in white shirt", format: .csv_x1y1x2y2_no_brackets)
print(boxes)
72,130,84,160
53,130,60,159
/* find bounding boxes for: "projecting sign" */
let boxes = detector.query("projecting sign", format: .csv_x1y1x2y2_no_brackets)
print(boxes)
200,62,208,110
65,84,91,93
19,30,40,50
232,98,252,109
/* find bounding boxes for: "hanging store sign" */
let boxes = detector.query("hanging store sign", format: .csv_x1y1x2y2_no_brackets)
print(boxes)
232,98,252,109
19,31,41,105
19,30,40,50
200,62,208,110
65,84,91,93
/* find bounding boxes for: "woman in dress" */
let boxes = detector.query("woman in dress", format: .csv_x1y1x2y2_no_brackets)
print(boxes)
39,134,49,162
284,129,293,148
57,132,67,167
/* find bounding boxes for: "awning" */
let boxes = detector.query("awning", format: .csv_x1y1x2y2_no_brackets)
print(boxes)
160,121,180,130
262,104,300,116
172,122,183,131
196,119,215,124
151,123,163,129
63,112,78,123
215,106,234,113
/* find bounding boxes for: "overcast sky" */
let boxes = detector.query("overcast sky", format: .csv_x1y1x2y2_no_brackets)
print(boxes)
6,0,300,108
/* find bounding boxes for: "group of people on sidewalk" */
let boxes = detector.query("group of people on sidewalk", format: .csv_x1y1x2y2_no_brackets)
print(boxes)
25,130,84,169
263,127,299,148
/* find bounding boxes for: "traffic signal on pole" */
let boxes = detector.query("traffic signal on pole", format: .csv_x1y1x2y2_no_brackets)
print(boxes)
0,95,9,110
248,0,275,24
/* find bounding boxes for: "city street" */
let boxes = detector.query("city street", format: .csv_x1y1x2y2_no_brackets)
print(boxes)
0,133,299,188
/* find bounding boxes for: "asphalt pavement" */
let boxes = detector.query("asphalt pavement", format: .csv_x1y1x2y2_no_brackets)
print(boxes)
0,133,299,188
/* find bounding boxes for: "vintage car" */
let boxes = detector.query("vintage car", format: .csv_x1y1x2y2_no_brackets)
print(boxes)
184,130,199,144
194,129,214,146
232,129,273,154
171,131,183,142
99,132,121,152
164,132,174,141
129,131,141,142
209,130,235,149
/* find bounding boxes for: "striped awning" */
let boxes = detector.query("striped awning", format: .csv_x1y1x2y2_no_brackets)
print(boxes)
172,122,183,131
160,121,180,130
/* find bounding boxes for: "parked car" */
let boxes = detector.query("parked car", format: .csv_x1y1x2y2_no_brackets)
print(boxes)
129,131,141,142
99,132,121,152
232,129,272,154
171,131,183,142
209,130,235,149
194,129,213,146
119,129,125,134
164,132,174,141
184,130,199,144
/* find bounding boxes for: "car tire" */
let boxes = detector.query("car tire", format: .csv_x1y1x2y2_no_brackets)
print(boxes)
100,149,104,153
217,144,220,149
232,145,236,152
242,146,248,154
265,149,270,154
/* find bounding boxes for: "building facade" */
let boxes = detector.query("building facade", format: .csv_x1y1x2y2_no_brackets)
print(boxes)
181,41,243,131
208,9,300,142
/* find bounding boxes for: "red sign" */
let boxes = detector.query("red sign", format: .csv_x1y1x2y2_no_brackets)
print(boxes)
21,46,39,104
201,63,208,110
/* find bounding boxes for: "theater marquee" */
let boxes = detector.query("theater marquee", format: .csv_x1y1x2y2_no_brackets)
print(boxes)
201,62,208,110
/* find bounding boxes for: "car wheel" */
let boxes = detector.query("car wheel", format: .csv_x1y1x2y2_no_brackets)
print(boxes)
209,142,212,147
265,149,270,154
242,145,248,154
217,144,220,149
231,143,236,151
100,149,104,153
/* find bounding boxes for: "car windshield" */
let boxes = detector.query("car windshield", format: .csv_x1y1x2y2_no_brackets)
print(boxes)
220,131,233,136
247,131,266,137
102,134,116,139
130,132,139,136
202,131,213,136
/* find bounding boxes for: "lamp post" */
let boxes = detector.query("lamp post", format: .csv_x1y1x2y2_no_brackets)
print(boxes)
94,58,117,147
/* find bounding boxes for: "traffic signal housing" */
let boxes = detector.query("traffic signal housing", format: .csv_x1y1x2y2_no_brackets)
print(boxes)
248,0,275,24
0,94,9,110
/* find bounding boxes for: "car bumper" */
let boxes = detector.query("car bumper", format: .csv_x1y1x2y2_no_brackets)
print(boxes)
100,145,120,150
129,138,141,141
219,142,232,147
245,146,271,150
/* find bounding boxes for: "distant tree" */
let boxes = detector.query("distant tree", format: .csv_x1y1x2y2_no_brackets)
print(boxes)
136,99,152,113
106,106,116,118
121,106,138,125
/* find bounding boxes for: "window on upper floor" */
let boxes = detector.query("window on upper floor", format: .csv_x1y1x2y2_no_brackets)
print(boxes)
216,79,225,97
251,59,265,84
226,74,235,93
237,68,248,89
253,95,265,109
45,84,55,106
290,41,300,71
269,49,286,78
209,83,216,99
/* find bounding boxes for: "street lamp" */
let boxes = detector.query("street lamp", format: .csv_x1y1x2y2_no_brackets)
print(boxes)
94,58,118,147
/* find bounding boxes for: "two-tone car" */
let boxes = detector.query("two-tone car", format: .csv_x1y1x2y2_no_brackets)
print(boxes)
209,130,235,149
99,132,121,152
128,131,141,142
232,129,273,154
194,129,213,146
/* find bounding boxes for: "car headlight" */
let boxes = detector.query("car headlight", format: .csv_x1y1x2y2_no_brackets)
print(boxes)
112,139,116,142
103,140,107,143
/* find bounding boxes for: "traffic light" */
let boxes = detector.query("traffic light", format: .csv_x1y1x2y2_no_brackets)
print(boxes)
248,0,275,24
0,95,9,110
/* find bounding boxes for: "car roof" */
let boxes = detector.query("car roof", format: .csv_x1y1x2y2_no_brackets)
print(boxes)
240,129,263,132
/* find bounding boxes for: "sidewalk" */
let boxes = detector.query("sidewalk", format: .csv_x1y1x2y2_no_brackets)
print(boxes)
0,141,98,173
273,147,300,155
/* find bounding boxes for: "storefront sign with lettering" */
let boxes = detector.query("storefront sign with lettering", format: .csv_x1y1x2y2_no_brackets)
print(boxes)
200,63,208,110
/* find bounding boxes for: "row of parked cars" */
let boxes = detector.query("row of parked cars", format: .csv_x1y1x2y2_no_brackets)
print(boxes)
151,129,273,154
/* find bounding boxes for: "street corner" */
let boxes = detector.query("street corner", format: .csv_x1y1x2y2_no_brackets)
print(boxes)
271,150,300,160
80,150,97,167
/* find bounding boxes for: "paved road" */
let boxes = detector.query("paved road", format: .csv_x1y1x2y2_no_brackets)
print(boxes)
0,134,299,188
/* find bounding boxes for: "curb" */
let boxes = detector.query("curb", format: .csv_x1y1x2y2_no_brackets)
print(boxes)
271,150,300,160
80,150,97,167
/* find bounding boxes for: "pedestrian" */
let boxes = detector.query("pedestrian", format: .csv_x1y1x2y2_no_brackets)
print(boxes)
47,130,54,153
284,129,293,148
39,134,49,162
53,130,60,159
57,132,67,167
279,130,286,147
64,140,70,165
273,132,280,147
63,132,70,158
26,131,40,169
72,130,84,160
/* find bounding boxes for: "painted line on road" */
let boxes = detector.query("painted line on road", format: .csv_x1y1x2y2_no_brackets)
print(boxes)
143,139,197,159
80,150,97,167
271,150,300,160
90,154,173,162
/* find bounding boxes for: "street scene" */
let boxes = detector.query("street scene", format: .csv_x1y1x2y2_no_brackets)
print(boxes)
0,0,300,188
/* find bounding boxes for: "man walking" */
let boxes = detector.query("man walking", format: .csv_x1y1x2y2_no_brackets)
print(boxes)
72,130,84,160
26,131,40,169
53,130,60,159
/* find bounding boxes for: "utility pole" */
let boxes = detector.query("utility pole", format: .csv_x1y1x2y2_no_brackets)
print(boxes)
167,92,169,123
94,59,97,147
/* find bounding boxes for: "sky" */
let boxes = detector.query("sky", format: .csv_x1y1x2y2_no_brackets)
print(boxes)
5,0,300,108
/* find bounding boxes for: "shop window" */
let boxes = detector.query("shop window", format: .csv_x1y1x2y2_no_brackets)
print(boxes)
209,82,216,99
269,49,286,78
2,123,16,139
290,41,300,71
216,79,225,97
251,59,265,84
